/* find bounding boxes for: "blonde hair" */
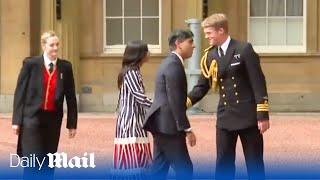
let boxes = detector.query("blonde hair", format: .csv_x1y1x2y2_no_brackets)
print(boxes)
202,13,228,33
41,30,58,45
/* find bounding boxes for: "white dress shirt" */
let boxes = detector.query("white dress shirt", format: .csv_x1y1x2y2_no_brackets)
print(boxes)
43,53,57,72
219,36,231,57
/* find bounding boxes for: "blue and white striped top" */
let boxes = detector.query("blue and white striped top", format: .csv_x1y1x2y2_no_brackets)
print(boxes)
115,69,152,141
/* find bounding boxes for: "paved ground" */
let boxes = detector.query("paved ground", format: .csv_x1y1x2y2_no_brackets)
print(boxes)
1,113,320,179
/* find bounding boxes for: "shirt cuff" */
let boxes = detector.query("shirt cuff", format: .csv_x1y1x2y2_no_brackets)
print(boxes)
184,128,192,132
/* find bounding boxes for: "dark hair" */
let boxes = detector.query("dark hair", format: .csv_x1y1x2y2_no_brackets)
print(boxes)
117,40,149,89
168,29,194,51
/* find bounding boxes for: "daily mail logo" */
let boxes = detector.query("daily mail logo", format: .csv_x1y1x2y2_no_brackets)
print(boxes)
10,152,96,170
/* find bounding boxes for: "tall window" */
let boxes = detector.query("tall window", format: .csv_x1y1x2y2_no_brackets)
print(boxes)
248,0,306,53
104,0,161,53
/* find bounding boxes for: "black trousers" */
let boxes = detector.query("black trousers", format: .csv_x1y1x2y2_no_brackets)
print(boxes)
150,132,193,180
215,126,265,180
20,110,61,180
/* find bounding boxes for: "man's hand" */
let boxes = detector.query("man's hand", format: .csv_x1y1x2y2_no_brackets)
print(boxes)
186,131,196,147
68,129,77,138
258,120,270,134
12,125,20,135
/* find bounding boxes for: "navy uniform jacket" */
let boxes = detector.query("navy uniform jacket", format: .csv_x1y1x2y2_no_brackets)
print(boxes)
188,39,269,130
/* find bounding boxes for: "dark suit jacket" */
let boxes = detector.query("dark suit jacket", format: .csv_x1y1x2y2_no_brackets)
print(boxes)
143,53,190,135
188,39,269,130
12,55,78,129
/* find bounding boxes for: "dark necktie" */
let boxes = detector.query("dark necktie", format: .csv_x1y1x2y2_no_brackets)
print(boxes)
219,46,224,57
49,62,54,73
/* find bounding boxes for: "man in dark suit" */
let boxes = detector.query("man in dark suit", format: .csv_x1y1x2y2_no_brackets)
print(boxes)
143,29,197,180
12,31,77,179
187,13,270,180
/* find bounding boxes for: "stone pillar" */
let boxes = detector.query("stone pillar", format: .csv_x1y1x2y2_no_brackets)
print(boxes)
39,0,79,89
40,0,56,33
58,0,80,92
0,0,31,112
186,19,202,92
185,19,202,114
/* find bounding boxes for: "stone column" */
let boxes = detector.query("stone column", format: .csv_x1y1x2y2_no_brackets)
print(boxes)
185,19,202,114
40,0,56,33
58,0,80,92
0,0,31,112
39,0,79,87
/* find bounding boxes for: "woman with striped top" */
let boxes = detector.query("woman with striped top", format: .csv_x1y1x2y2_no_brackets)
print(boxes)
112,40,152,179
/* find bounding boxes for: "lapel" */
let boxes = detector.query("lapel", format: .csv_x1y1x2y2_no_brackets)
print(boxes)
209,48,223,77
38,56,45,98
218,39,236,77
55,59,63,100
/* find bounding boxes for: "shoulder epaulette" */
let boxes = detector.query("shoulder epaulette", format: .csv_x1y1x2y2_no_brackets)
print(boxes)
204,46,214,53
24,56,32,60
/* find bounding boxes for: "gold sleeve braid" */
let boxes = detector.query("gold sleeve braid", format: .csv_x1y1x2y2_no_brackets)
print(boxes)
200,46,218,92
257,100,269,112
186,46,218,108
186,97,192,108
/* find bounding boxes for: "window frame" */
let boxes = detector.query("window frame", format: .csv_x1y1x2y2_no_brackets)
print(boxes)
103,0,162,54
247,0,307,53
